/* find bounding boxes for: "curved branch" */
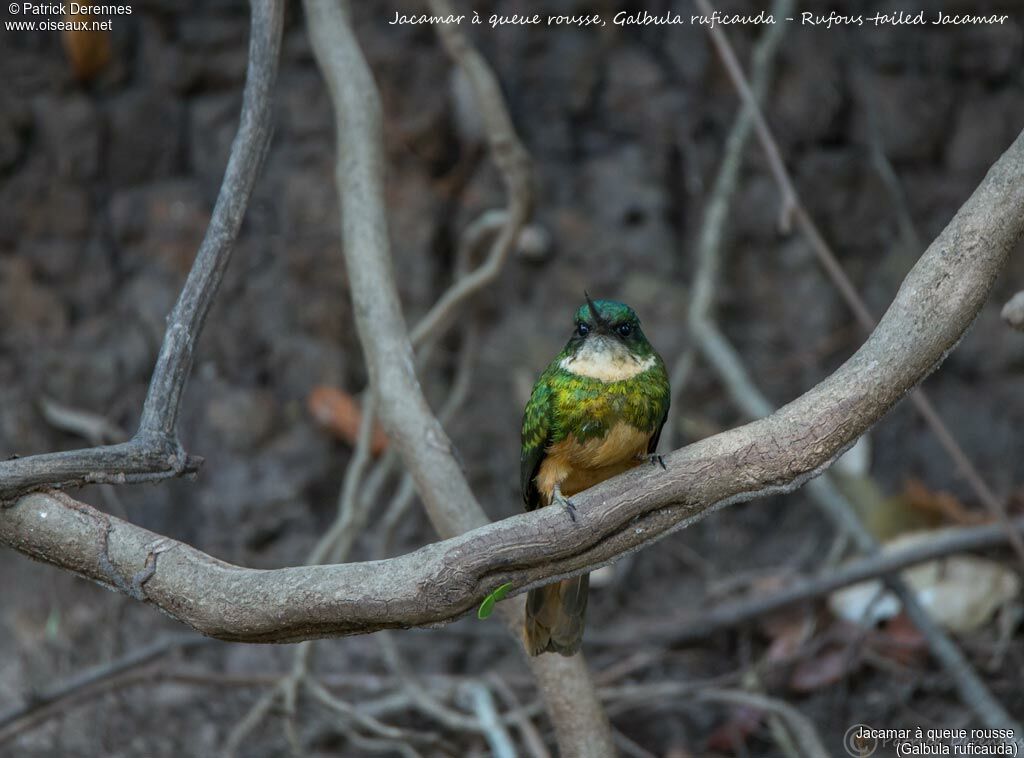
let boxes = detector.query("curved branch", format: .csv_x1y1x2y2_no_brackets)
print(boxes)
408,0,533,349
697,0,1023,563
3,18,1021,652
4,122,1024,636
299,2,613,755
0,0,284,500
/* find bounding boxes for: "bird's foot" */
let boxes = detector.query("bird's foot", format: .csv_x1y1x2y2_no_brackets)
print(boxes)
552,485,577,522
642,453,667,470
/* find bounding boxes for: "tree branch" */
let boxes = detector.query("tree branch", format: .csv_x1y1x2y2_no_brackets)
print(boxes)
4,131,1024,630
604,517,1024,646
300,1,612,755
696,0,1024,565
695,12,1024,740
407,0,533,350
0,0,284,500
3,117,1023,633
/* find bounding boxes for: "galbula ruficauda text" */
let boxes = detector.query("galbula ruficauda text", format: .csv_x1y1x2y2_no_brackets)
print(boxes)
521,296,670,656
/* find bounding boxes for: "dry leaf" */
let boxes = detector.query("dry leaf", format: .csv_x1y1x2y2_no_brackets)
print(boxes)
829,528,1020,633
904,478,988,526
706,705,764,752
763,616,812,663
789,645,858,692
873,612,927,666
307,386,389,455
61,14,112,82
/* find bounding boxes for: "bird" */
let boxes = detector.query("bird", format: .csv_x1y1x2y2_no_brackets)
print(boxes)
520,295,670,656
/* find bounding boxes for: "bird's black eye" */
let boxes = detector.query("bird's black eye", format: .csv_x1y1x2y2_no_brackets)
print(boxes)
576,322,590,337
616,323,633,337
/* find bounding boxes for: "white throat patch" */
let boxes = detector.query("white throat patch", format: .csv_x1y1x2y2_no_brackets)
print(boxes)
559,337,656,382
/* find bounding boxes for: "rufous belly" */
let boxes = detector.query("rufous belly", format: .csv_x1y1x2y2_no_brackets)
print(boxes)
535,422,651,502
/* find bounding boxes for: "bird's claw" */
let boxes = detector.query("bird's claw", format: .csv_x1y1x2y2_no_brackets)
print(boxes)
645,453,667,470
552,488,577,522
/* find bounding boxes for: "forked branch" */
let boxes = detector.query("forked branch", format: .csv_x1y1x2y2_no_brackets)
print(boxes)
0,0,284,500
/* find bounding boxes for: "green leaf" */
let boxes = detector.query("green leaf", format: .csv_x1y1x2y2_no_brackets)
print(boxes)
477,582,514,620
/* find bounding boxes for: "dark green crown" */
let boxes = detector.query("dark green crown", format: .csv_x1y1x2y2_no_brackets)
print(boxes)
573,299,638,327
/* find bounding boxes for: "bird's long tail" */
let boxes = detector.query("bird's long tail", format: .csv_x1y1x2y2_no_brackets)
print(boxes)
523,574,590,656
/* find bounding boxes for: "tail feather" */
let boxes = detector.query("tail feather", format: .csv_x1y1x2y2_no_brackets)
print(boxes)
523,574,589,656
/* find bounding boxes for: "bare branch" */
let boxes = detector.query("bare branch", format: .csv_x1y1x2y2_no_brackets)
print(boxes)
695,11,1024,740
696,690,829,758
459,682,517,758
37,397,128,445
377,632,480,732
299,2,614,755
304,678,439,746
609,517,1024,646
0,0,284,500
696,0,1024,564
0,634,209,735
407,0,533,349
4,120,1024,632
302,0,485,537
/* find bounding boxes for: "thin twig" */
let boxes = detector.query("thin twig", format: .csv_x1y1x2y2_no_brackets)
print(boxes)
305,677,439,745
696,689,829,758
696,0,1024,566
409,0,532,350
460,682,517,758
376,324,480,556
695,7,1024,744
678,0,790,440
0,664,162,746
221,685,279,758
602,517,1024,646
377,632,481,732
486,673,552,758
37,397,127,445
857,67,924,255
308,399,379,566
0,634,209,732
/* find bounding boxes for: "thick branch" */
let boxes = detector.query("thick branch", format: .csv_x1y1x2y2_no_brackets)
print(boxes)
302,0,485,538
301,2,612,755
3,124,1023,638
0,0,284,500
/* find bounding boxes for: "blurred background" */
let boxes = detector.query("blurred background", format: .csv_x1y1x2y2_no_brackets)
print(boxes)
2,0,1023,755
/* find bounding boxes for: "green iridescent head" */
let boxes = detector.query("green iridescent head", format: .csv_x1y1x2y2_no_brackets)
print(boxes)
563,294,655,359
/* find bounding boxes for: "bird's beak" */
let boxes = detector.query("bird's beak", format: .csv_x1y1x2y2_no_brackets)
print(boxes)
584,291,611,334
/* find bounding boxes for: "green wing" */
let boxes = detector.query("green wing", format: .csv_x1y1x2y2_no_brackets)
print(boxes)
520,375,554,511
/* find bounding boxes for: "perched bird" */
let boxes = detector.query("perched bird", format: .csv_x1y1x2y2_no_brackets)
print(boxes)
521,296,670,656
